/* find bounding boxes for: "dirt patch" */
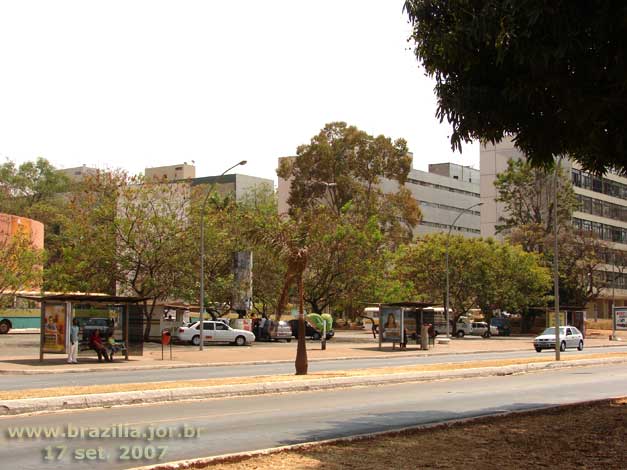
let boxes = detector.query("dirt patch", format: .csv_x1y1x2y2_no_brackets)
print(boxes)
2,352,626,401
203,398,627,470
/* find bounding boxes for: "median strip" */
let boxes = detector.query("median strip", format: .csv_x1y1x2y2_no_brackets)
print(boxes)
1,353,626,416
1,351,625,401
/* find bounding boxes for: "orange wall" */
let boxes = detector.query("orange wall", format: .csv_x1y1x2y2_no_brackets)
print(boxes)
0,213,44,250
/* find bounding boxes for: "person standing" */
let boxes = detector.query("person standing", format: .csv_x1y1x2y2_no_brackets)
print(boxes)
67,318,79,364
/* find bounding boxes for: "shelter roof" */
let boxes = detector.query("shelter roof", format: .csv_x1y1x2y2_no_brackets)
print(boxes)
15,291,145,303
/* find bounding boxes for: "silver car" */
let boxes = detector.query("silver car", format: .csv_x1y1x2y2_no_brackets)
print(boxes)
534,326,584,352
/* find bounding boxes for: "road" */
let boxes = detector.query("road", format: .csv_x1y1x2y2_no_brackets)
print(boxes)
1,345,626,391
1,363,626,470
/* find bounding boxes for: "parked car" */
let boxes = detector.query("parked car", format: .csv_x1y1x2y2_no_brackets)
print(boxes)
455,321,497,338
490,317,512,336
289,319,334,340
177,320,255,346
534,326,584,352
254,320,292,342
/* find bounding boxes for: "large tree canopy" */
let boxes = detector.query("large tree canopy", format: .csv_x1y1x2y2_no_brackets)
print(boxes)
404,1,627,174
278,122,420,244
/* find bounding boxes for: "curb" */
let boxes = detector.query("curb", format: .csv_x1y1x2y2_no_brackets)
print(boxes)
1,343,625,375
1,356,626,416
127,396,626,470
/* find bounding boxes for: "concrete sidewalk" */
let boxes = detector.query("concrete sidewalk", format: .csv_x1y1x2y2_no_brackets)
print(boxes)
0,329,623,375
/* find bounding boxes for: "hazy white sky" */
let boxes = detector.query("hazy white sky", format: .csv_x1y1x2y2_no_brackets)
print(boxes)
0,1,478,183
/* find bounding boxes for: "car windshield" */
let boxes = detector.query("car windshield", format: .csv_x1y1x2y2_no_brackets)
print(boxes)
541,327,566,335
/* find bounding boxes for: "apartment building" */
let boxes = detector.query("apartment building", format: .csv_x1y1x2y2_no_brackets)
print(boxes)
480,138,627,318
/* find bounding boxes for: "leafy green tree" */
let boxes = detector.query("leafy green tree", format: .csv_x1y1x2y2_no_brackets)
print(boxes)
0,158,71,271
51,171,195,339
0,229,44,298
397,234,550,325
404,1,627,174
278,122,421,244
234,187,287,316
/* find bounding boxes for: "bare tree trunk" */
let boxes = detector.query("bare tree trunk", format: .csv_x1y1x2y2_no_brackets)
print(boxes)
275,271,296,322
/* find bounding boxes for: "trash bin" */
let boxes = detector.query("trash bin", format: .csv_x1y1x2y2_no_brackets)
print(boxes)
161,329,171,346
421,323,430,350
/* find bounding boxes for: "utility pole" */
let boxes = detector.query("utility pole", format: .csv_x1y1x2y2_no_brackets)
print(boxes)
553,158,561,361
445,202,483,338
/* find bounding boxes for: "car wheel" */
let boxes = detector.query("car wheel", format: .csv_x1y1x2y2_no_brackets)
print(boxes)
535,347,542,353
456,331,464,338
577,340,584,351
235,335,246,346
312,332,321,340
191,335,200,346
0,321,10,334
286,338,292,343
560,341,566,352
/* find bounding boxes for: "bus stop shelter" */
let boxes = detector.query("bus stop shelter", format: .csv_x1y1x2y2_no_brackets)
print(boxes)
378,302,435,350
16,292,145,361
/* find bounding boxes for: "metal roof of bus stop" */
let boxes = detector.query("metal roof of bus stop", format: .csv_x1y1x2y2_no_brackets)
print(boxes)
15,291,146,303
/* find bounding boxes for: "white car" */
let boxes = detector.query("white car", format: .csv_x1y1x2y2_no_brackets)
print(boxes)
177,321,255,346
534,326,584,352
456,321,499,338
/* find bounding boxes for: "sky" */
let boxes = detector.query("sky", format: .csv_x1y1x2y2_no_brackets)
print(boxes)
0,1,478,184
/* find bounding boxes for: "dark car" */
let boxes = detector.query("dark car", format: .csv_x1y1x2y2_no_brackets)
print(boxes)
490,317,512,336
289,319,334,340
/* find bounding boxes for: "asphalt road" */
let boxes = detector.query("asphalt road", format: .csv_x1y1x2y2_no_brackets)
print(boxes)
1,363,626,470
2,345,627,392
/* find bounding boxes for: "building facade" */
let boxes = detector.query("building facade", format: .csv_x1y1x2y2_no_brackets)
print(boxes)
480,137,627,318
145,163,196,181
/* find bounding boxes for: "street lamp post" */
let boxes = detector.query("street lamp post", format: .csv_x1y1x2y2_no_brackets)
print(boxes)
199,160,247,351
445,202,483,338
553,157,562,361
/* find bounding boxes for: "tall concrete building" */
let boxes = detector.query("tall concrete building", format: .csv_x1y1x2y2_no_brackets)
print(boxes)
277,156,480,237
480,137,627,318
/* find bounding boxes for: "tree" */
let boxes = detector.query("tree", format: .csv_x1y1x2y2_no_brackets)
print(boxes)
495,159,578,251
51,171,195,339
0,158,71,271
494,159,606,307
404,1,627,174
397,234,550,326
235,187,287,316
278,122,421,244
0,229,43,299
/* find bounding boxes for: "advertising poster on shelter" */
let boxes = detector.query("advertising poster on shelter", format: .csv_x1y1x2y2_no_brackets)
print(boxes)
43,303,67,353
381,307,402,342
615,307,627,330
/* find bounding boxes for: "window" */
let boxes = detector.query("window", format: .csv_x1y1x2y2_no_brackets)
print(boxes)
575,169,627,200
203,322,215,330
215,323,228,330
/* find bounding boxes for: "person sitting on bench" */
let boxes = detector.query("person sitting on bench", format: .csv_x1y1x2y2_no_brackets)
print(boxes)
89,329,110,362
